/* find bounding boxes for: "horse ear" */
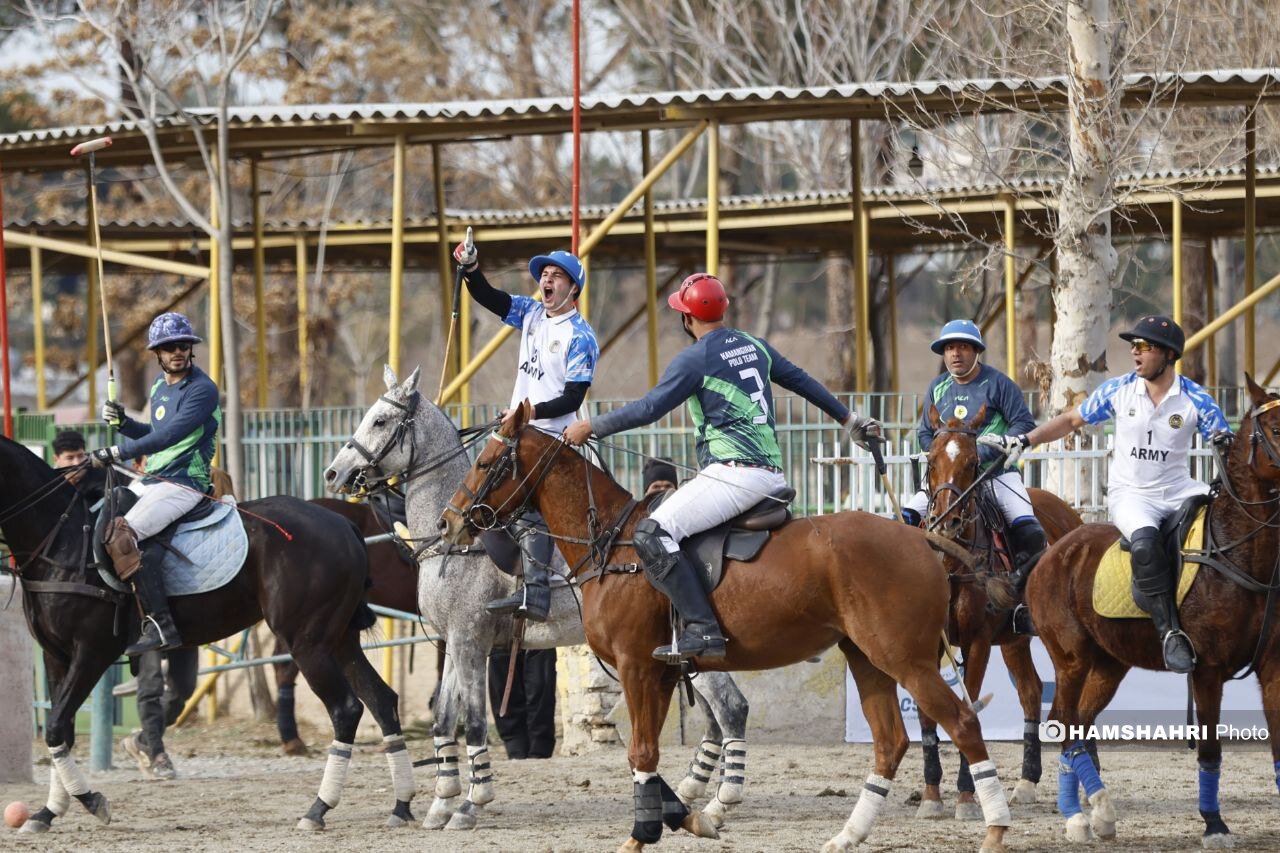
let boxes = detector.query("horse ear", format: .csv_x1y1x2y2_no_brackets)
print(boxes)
927,404,941,430
383,364,398,391
402,366,422,394
1245,372,1269,405
968,404,986,432
516,399,534,429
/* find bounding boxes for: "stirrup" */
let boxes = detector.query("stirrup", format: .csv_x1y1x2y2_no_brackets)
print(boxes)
484,585,549,622
1010,603,1036,635
1161,629,1196,674
653,634,727,664
124,616,181,656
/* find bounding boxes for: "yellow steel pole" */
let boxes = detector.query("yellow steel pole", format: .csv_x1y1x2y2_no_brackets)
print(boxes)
389,134,406,376
438,122,709,405
1172,195,1183,374
858,209,870,393
1004,196,1017,378
175,633,248,727
31,245,45,410
1245,112,1256,377
850,119,867,393
433,144,453,380
251,160,268,407
209,191,222,393
642,131,659,386
205,646,218,720
1204,240,1216,386
707,121,719,275
1184,268,1280,354
887,254,899,392
295,234,308,402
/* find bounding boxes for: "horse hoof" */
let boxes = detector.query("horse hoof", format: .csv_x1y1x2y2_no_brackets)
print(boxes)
616,839,645,852
915,798,945,819
1010,778,1037,804
85,792,111,825
281,738,308,756
955,800,984,821
680,812,720,839
385,814,409,829
445,811,477,830
820,835,855,853
18,819,50,834
422,799,453,830
1089,789,1117,840
1065,812,1093,843
296,817,324,831
703,797,730,828
979,825,1009,853
1203,831,1235,849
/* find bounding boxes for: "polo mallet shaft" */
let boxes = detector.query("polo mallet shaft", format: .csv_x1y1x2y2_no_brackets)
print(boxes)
436,226,472,405
868,436,905,523
71,136,115,404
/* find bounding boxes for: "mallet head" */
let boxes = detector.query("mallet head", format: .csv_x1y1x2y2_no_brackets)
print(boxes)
70,137,113,158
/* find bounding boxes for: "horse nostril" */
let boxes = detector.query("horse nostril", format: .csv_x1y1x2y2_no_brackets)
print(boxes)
436,517,449,533
324,468,335,482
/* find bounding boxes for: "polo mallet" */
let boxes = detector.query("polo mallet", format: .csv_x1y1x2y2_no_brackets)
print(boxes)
70,136,117,417
435,225,472,405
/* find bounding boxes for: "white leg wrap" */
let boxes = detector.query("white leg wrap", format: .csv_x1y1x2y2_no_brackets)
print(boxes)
717,738,746,805
466,745,494,806
433,737,461,798
633,769,658,783
678,739,722,802
384,735,416,802
836,773,890,846
970,759,1012,828
50,746,89,797
317,741,353,808
45,767,71,816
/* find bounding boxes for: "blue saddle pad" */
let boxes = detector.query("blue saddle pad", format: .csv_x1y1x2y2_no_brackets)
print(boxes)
99,498,248,596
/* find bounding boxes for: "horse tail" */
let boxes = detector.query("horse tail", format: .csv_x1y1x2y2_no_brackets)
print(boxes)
349,602,377,632
985,572,1018,611
343,516,378,632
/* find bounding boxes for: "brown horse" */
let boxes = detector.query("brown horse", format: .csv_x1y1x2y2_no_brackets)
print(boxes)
916,405,1082,818
437,402,1014,853
1025,374,1280,847
270,497,430,755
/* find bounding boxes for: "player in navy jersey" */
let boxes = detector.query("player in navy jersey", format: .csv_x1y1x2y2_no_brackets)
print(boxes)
455,237,599,622
563,273,879,662
981,315,1231,672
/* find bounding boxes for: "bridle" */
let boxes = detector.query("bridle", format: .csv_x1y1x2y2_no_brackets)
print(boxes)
448,425,568,534
925,426,983,537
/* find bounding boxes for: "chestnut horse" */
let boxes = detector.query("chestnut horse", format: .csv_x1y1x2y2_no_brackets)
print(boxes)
916,405,1082,817
1026,374,1280,847
438,401,1015,853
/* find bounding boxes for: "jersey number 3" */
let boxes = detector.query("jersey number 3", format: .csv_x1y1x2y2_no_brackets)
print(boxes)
739,367,769,425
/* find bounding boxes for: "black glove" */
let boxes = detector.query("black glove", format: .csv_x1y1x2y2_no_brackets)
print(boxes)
1211,430,1233,453
90,446,121,468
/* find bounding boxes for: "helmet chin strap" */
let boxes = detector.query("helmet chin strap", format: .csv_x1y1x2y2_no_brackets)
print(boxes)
949,358,981,380
157,350,194,376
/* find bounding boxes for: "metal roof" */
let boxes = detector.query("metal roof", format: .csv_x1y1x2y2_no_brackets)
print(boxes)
1,68,1276,170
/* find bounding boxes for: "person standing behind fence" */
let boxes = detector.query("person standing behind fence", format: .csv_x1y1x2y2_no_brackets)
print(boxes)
51,429,105,504
454,236,599,622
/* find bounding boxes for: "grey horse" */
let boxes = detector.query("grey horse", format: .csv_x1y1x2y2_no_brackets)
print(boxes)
323,366,750,831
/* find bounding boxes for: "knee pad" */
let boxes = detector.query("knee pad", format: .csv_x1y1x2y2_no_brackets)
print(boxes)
634,518,675,564
1128,527,1162,574
901,508,922,527
1010,518,1047,558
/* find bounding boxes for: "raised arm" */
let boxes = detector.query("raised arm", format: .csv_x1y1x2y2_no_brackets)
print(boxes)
761,339,850,422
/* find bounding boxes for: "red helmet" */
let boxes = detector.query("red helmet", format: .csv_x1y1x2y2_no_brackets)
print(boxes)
668,273,729,322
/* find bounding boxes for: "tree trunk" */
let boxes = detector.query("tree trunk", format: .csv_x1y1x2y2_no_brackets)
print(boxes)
1214,237,1240,392
1049,0,1119,415
825,255,855,391
1180,238,1208,384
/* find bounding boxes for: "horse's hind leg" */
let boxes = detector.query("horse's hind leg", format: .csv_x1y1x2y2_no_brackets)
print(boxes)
1049,657,1126,843
1191,668,1232,850
683,671,748,828
1261,664,1280,802
1000,639,1043,804
443,641,494,831
822,639,910,852
336,632,416,829
954,640,994,821
423,646,463,830
291,647,364,831
273,634,307,755
915,711,946,818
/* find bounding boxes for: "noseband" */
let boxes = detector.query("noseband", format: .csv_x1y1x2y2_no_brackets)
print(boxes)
343,390,420,493
926,426,982,533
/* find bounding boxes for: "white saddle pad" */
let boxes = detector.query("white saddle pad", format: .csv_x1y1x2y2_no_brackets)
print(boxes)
100,497,248,596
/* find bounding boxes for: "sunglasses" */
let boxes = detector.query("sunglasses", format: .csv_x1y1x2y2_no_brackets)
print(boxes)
157,342,192,353
1128,339,1156,354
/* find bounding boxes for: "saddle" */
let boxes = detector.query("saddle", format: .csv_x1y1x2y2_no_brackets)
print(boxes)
93,486,248,596
659,486,795,593
1094,493,1212,619
367,492,416,566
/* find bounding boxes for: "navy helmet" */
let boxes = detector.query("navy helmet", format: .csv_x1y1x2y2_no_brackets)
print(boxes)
147,312,203,350
930,319,986,355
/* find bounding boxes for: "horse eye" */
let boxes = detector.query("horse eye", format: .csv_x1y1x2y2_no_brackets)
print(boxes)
477,461,490,470
373,417,386,427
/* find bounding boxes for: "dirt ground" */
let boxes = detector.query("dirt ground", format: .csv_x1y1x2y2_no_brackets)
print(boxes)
2,718,1278,852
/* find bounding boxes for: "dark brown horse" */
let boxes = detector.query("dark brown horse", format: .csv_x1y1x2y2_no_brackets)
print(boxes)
437,402,1015,853
1026,374,1280,847
2,436,413,834
270,497,428,755
916,406,1082,818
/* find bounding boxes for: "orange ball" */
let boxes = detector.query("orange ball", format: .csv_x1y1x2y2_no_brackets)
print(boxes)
4,801,29,829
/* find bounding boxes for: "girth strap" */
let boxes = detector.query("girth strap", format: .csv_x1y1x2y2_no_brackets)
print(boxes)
21,579,129,604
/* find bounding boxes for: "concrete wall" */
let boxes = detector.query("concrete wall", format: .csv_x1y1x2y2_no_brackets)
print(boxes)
1,577,34,782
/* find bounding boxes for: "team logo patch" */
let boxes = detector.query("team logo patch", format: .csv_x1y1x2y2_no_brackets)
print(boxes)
1127,408,1135,417
953,404,968,420
550,340,561,354
1168,414,1184,429
154,405,166,421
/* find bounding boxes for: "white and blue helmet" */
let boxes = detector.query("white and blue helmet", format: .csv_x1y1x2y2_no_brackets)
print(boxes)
930,319,985,355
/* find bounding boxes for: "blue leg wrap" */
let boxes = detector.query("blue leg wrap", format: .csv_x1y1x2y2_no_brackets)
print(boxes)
1056,756,1082,819
1198,761,1221,815
1066,741,1104,797
1274,759,1280,795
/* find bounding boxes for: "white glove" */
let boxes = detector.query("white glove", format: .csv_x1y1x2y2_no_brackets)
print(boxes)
844,412,881,451
452,225,477,271
102,399,125,426
977,433,1029,465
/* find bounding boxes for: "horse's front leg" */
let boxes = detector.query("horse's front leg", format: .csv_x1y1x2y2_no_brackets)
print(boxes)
953,639,993,821
1192,668,1232,849
617,658,717,853
1000,638,1043,804
422,647,463,830
444,642,494,831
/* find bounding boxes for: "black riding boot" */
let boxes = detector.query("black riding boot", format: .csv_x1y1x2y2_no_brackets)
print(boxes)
633,519,726,663
125,545,183,656
1129,526,1195,673
485,518,552,622
1006,519,1047,635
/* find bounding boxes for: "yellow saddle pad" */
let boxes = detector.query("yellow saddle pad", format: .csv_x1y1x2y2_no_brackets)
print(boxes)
1092,507,1207,619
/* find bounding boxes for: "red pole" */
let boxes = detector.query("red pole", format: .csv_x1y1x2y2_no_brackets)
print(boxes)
571,0,581,255
0,164,10,438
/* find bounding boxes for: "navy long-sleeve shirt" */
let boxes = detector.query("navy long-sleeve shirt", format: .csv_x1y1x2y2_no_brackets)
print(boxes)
117,365,221,491
918,364,1035,470
592,328,849,468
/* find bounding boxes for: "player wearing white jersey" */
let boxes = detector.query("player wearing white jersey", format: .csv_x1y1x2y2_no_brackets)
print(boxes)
981,315,1231,672
454,239,600,621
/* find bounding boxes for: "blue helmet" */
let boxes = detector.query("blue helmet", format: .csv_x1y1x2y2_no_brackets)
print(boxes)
930,319,985,355
529,250,585,293
147,312,203,350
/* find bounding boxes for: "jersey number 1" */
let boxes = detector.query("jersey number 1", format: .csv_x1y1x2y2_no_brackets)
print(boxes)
739,368,769,425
